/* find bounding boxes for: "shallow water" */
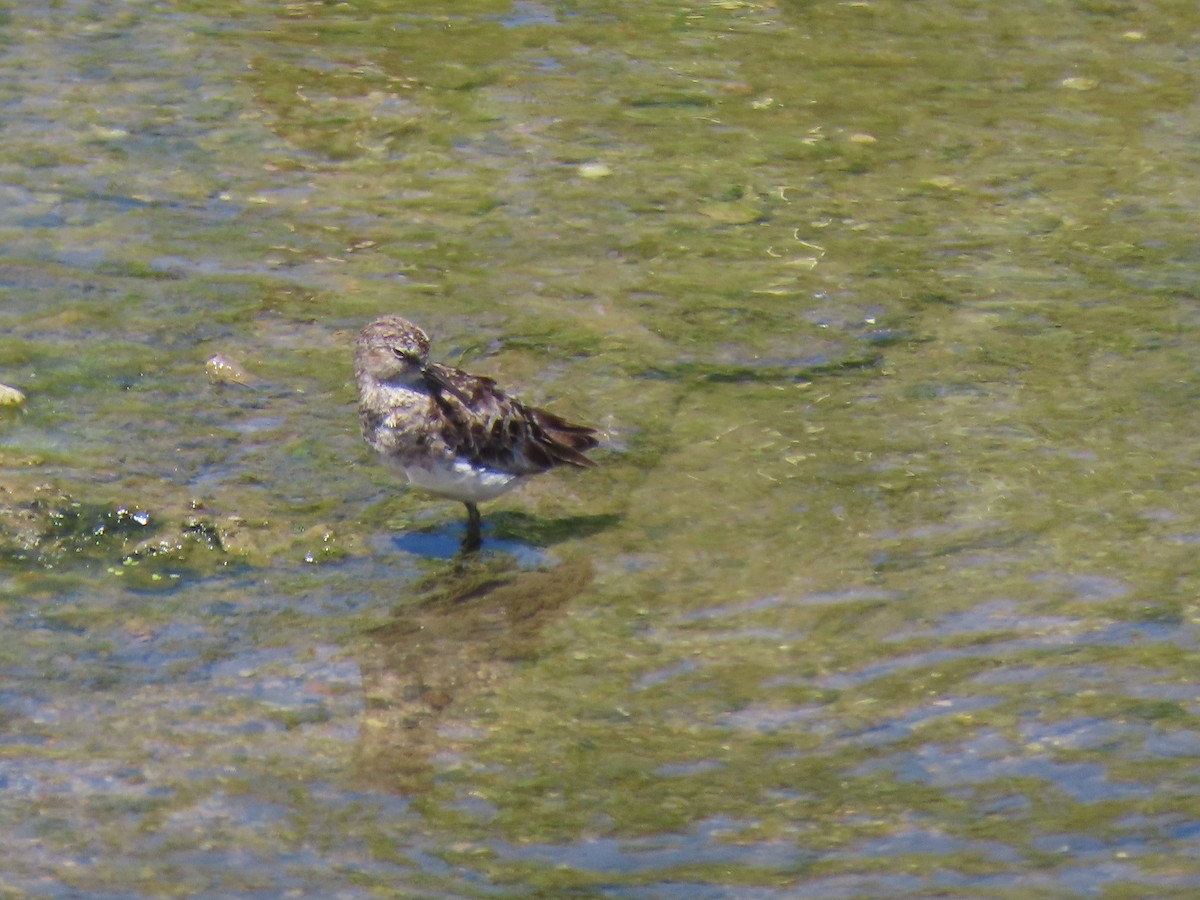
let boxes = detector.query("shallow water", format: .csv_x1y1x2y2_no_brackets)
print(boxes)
3,0,1200,896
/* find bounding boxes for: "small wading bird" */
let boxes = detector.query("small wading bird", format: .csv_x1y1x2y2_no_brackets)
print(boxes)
355,315,599,550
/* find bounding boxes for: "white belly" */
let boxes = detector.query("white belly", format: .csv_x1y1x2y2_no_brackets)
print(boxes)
390,457,524,504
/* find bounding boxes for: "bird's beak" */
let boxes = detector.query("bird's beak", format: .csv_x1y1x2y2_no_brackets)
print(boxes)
422,365,470,404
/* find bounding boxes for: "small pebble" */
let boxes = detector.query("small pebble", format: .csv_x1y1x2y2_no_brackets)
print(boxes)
205,354,253,386
0,383,25,407
578,162,612,179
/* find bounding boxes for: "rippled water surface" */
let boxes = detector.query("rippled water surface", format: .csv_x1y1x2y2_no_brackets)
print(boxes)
3,1,1200,896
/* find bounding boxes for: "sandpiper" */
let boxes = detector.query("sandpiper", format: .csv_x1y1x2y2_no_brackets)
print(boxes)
354,315,599,550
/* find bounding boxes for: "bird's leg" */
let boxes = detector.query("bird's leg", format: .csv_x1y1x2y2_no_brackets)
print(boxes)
462,502,482,552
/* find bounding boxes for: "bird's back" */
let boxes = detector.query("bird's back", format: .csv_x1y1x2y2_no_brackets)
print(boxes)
425,362,599,476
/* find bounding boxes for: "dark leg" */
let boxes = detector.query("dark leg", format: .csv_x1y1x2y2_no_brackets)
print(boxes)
462,502,482,552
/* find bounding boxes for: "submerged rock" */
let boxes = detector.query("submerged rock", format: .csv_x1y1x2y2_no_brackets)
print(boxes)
0,383,25,407
205,353,255,386
0,478,361,587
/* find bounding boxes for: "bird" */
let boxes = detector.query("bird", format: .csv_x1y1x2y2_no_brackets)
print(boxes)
354,315,599,550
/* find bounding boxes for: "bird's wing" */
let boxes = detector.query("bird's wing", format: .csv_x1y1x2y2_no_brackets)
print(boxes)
422,362,599,475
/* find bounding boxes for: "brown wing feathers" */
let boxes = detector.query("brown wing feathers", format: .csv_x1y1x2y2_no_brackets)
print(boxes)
424,363,598,474
528,408,599,468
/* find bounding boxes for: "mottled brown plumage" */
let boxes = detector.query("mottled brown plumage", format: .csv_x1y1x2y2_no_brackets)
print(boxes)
354,315,599,549
421,359,598,474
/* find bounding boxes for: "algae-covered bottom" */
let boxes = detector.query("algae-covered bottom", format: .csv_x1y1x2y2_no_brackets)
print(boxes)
3,0,1200,896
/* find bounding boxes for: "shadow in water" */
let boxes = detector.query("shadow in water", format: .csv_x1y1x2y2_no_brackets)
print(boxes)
389,511,621,561
355,555,595,793
391,526,548,566
487,511,621,546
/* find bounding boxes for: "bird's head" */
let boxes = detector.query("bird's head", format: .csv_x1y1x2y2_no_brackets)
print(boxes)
355,316,431,387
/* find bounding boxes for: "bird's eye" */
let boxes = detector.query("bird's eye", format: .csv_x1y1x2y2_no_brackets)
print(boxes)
391,348,415,362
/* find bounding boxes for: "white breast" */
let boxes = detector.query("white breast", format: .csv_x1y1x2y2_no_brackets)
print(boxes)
390,456,525,503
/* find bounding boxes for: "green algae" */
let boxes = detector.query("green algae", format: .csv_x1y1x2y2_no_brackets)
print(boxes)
1,0,1200,895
